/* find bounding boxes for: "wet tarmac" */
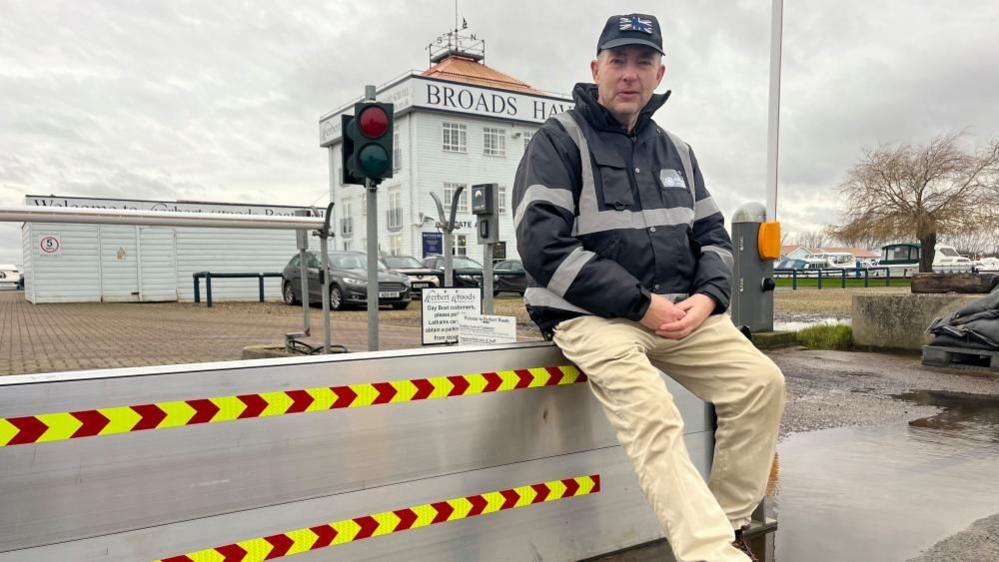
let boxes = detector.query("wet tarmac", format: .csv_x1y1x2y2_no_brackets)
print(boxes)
767,348,999,561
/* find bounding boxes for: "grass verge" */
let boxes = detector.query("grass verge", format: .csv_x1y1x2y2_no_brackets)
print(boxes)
775,277,911,289
796,324,853,350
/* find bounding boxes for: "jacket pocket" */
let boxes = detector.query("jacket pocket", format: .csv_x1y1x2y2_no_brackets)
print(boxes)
655,168,694,209
591,149,634,210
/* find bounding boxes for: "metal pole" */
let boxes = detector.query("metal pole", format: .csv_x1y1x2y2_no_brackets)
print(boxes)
0,206,325,230
320,235,331,354
193,274,201,303
298,247,310,336
482,243,494,314
443,232,454,287
206,273,213,308
258,274,265,302
366,180,379,351
363,82,380,353
765,0,783,221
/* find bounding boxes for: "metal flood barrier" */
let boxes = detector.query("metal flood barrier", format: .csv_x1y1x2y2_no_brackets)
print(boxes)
0,342,717,561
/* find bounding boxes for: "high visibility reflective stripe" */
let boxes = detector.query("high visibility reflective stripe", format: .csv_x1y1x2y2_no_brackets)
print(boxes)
156,474,601,562
553,112,598,219
0,366,586,448
524,287,590,314
664,130,696,197
703,245,734,269
574,207,694,235
694,197,721,221
513,184,575,231
547,246,596,298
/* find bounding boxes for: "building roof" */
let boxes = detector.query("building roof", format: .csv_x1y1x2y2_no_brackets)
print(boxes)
421,55,541,94
818,247,879,258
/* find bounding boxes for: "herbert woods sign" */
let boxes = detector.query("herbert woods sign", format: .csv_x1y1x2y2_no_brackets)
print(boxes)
320,76,573,146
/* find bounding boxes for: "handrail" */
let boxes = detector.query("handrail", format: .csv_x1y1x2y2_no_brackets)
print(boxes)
193,271,283,307
0,205,325,230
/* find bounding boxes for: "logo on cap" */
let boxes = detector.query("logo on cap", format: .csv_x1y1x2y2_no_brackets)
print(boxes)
619,15,653,34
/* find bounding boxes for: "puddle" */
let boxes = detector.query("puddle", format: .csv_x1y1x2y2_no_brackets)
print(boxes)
770,391,999,561
893,390,999,443
773,317,850,332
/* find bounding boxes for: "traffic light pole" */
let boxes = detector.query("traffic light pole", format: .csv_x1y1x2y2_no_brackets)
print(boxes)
362,84,380,352
366,179,379,351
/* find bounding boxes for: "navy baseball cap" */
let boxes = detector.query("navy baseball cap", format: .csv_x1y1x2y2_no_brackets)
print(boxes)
597,14,664,56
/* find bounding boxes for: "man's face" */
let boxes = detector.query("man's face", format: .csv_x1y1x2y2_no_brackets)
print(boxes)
590,46,665,127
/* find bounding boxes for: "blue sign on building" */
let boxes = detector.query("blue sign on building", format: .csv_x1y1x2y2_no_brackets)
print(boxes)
422,232,443,257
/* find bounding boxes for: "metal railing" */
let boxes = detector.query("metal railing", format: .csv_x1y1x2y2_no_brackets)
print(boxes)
192,271,283,307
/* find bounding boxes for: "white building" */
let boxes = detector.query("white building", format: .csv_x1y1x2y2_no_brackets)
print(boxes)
20,195,317,303
319,40,572,265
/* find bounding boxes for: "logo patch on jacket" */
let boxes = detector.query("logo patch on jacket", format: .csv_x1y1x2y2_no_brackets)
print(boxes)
659,169,687,189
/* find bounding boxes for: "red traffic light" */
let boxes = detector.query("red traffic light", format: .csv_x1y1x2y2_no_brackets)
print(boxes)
357,106,389,138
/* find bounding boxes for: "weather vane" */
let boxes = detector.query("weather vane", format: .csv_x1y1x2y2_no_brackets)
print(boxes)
426,1,485,65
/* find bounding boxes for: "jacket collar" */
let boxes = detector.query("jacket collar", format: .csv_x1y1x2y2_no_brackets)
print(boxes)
571,82,670,136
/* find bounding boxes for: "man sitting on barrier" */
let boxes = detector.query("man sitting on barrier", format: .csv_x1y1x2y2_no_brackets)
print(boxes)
513,13,785,562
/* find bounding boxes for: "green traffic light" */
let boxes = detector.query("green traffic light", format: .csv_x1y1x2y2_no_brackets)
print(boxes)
358,144,389,176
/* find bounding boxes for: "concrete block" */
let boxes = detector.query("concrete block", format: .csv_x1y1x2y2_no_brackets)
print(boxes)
852,293,981,351
751,331,798,350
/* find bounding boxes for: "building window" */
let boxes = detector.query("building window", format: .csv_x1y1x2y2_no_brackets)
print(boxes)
497,185,507,214
442,122,467,153
455,234,467,256
443,182,468,214
389,234,402,256
483,127,506,157
392,130,402,173
387,189,402,231
522,132,533,151
341,201,353,237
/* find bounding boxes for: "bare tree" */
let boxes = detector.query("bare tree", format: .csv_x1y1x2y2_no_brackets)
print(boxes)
833,133,999,271
790,229,827,250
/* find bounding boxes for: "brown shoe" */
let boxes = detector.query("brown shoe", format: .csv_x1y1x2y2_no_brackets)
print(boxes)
732,527,759,562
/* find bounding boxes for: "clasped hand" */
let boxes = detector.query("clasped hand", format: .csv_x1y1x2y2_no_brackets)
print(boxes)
639,293,715,339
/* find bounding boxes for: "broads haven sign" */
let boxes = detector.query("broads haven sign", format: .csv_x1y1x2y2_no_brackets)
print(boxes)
320,76,573,146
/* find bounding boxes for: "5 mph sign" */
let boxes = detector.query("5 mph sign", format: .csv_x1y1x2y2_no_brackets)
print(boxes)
39,235,62,256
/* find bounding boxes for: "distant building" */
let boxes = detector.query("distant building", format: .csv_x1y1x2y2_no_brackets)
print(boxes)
780,244,812,260
318,29,572,264
19,195,315,303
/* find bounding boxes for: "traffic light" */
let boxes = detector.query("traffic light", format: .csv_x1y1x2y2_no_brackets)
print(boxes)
341,102,394,185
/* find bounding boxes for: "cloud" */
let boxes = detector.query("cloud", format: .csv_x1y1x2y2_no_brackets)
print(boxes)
1,0,998,265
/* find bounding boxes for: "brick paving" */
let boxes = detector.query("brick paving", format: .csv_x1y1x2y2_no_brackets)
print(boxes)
0,291,542,376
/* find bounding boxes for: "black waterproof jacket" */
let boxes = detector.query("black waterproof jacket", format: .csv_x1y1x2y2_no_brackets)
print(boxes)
513,83,734,337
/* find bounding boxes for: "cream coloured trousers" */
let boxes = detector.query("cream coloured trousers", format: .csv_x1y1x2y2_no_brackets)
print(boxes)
553,314,785,562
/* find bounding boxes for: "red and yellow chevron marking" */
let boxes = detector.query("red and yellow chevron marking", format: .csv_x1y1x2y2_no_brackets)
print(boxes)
156,474,600,562
0,365,585,447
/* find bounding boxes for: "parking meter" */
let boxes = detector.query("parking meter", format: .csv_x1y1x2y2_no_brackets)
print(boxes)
731,202,778,335
472,183,498,313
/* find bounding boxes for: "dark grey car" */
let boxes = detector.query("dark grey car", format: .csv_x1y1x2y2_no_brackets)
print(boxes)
420,255,483,288
281,251,412,310
493,259,527,296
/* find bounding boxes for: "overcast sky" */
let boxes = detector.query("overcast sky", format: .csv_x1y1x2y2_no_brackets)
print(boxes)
2,0,999,265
